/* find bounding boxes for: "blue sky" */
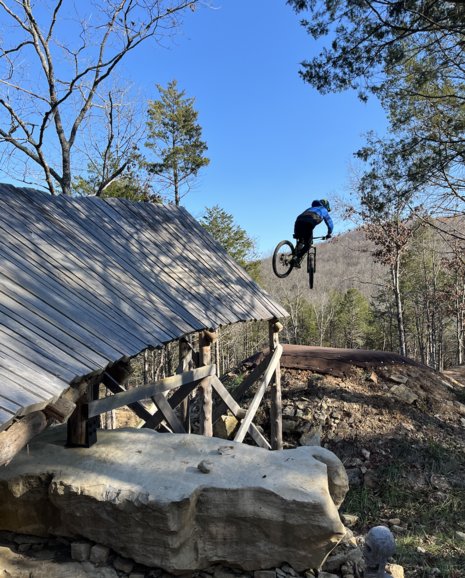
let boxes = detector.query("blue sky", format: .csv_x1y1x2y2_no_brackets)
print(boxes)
128,0,388,255
1,0,388,257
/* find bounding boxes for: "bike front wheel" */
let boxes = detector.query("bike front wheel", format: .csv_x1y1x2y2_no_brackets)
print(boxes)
272,240,295,278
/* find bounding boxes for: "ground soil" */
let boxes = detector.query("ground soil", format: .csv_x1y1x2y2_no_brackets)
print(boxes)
231,345,465,577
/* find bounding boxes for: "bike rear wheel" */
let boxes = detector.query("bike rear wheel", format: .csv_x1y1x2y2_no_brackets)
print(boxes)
272,240,295,278
307,251,315,289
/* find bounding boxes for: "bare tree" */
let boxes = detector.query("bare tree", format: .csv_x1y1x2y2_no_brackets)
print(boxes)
0,0,199,195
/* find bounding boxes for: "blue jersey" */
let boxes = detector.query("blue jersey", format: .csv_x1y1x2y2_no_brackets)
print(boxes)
305,203,333,235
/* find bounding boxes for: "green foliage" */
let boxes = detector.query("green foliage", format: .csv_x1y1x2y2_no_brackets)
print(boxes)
145,80,209,206
287,1,465,98
200,205,260,281
333,288,372,348
288,1,465,213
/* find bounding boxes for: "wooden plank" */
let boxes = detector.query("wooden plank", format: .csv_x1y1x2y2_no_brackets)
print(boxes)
150,391,186,434
142,378,200,430
234,344,282,443
0,230,160,352
53,196,199,337
0,311,97,376
0,281,124,363
86,364,216,417
0,395,23,414
102,373,154,423
0,380,55,418
0,221,171,348
130,200,251,324
0,298,111,369
269,319,283,451
0,327,82,384
119,201,240,326
0,267,143,360
210,375,270,449
0,360,62,399
212,354,271,423
0,409,13,430
0,350,65,395
0,196,181,344
86,198,220,329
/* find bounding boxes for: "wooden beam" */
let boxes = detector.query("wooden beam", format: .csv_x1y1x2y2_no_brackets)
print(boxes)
269,319,283,451
150,392,186,434
210,376,271,450
102,372,154,423
234,344,282,444
86,365,216,418
0,412,48,467
177,338,194,432
43,397,76,423
67,385,98,448
198,330,217,437
212,354,271,424
142,378,200,430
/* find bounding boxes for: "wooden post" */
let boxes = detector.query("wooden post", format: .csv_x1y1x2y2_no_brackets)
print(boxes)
67,383,99,448
178,337,194,432
198,329,217,437
269,318,283,450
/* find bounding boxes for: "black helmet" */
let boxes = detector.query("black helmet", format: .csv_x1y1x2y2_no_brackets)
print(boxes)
320,199,331,212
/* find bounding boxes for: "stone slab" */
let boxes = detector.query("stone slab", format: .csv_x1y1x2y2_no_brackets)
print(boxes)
0,426,347,573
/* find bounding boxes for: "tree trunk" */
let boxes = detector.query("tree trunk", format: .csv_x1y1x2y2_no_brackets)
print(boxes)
391,257,407,357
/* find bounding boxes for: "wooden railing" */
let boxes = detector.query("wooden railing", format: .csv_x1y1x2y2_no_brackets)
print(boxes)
67,319,284,451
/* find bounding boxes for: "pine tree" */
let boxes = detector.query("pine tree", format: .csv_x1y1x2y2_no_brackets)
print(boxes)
145,80,209,206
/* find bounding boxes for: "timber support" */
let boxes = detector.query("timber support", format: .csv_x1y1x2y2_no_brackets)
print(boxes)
178,337,194,432
269,318,283,450
67,384,99,448
198,329,218,437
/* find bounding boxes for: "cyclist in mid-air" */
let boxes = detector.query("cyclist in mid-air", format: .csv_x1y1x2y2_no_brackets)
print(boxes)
291,199,333,267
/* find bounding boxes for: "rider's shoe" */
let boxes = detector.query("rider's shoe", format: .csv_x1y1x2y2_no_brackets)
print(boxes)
291,257,302,268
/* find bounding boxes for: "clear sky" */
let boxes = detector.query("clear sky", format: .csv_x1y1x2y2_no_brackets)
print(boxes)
127,0,388,256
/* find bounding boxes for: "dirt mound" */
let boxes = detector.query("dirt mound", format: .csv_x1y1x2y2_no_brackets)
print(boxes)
235,346,465,576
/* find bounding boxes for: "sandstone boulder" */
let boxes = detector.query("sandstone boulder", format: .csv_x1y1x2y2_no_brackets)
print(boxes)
0,426,347,573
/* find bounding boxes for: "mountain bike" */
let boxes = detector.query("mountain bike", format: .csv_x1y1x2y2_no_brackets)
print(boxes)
272,236,325,289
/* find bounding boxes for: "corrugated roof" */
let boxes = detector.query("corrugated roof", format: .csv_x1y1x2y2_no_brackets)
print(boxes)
0,184,287,430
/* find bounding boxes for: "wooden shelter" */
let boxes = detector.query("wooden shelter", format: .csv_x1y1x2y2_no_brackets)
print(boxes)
0,184,288,464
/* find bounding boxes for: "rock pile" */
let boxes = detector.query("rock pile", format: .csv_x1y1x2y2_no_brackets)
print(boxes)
0,528,366,578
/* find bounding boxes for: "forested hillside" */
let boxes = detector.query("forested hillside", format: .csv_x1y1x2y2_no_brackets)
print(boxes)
261,221,465,371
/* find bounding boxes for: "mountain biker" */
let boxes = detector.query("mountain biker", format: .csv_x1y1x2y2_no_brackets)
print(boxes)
292,199,333,267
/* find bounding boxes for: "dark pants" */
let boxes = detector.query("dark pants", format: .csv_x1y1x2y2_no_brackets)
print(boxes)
293,211,323,258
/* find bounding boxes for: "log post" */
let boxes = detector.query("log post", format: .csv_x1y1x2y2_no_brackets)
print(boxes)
269,318,283,450
198,329,218,437
178,337,194,432
67,383,99,448
0,397,76,467
0,412,48,467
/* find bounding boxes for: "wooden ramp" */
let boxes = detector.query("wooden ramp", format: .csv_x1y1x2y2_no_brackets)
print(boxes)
0,185,287,434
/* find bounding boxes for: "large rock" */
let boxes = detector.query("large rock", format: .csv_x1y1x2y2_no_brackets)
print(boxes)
0,426,347,573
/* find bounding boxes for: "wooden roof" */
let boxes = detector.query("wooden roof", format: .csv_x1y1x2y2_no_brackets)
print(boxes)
0,184,287,431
